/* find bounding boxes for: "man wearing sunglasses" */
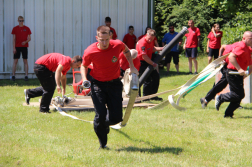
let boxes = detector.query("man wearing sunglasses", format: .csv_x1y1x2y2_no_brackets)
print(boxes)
11,16,31,81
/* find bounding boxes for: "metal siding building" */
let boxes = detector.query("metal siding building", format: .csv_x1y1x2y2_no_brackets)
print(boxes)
0,0,153,79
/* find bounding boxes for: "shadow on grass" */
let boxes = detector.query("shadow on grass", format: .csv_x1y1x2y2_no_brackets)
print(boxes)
237,116,252,119
159,71,190,79
114,130,183,155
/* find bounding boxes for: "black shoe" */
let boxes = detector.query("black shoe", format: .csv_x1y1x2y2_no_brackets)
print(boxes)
99,145,109,150
187,72,193,75
224,115,234,118
200,98,207,109
177,72,180,75
194,72,198,74
165,71,169,76
39,110,51,114
215,95,223,111
238,105,243,109
151,96,163,101
24,89,30,105
24,76,28,81
11,76,15,81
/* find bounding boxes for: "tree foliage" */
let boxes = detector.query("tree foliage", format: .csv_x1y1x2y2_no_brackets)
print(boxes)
154,0,252,53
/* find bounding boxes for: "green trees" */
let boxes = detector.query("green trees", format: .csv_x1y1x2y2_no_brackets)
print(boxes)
154,0,252,53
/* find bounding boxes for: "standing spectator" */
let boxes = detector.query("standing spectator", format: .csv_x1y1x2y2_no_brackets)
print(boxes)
162,25,182,75
123,26,137,49
80,26,138,149
105,16,117,40
215,31,252,118
206,23,223,64
136,29,164,100
24,54,82,113
11,16,32,81
183,20,201,74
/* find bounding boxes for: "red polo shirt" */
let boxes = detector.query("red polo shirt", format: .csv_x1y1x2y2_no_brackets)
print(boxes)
35,53,72,75
227,41,252,70
82,40,125,81
11,25,32,47
110,27,117,40
185,27,201,48
119,52,141,71
207,31,223,49
123,33,137,49
136,37,154,61
222,42,240,64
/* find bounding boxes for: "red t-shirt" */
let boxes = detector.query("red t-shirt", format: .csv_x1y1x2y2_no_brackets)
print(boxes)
227,41,252,70
110,27,117,40
185,27,201,48
119,52,141,71
207,31,223,49
222,42,240,63
11,25,32,47
136,36,154,61
123,33,137,49
35,53,72,75
82,40,125,81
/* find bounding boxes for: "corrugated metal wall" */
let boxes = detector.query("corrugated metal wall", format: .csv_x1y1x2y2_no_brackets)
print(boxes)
0,0,149,79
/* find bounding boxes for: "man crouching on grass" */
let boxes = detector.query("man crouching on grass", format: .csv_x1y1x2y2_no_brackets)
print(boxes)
81,25,138,149
24,53,82,113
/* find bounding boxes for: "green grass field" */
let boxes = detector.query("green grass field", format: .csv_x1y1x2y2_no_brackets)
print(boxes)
1,55,252,167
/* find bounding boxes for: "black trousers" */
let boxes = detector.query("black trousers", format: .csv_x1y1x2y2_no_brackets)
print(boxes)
91,78,123,147
27,64,56,112
205,65,228,102
139,61,160,96
219,69,245,116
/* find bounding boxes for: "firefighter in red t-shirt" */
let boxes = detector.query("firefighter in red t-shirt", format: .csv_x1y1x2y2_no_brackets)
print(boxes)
136,29,164,101
200,42,240,109
183,20,201,74
206,23,223,64
80,25,138,149
24,54,82,113
11,16,32,81
105,16,117,40
215,31,252,118
123,26,137,49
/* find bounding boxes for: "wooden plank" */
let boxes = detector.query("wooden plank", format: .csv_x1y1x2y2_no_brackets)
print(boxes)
54,0,64,54
73,0,82,57
25,0,35,74
45,0,54,54
63,0,73,56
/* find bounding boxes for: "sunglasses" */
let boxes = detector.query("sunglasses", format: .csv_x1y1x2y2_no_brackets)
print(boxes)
19,20,24,22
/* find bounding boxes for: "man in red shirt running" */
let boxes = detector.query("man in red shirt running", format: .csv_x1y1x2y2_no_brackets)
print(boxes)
11,16,32,81
183,20,201,74
105,17,117,40
200,42,240,108
24,53,82,113
81,25,138,149
215,31,252,118
123,26,137,49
